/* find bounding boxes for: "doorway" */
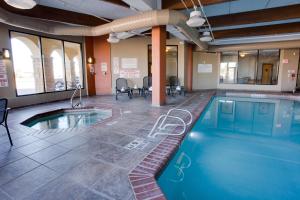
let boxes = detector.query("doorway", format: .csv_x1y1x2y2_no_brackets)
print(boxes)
148,45,178,79
262,63,273,84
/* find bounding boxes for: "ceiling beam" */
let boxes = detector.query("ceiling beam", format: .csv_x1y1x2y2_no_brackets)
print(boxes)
0,1,107,26
209,4,300,28
213,22,300,39
163,0,235,10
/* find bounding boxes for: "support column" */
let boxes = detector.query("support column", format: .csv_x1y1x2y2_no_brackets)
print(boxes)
186,44,193,92
152,26,166,106
84,37,96,96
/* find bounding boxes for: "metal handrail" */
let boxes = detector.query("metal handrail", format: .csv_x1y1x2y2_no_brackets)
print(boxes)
70,84,82,109
148,108,193,138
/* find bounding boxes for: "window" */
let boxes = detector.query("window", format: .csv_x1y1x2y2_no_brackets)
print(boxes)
219,49,280,85
237,50,258,84
11,32,44,95
64,42,83,89
219,52,238,84
41,38,65,92
257,49,280,85
10,31,84,96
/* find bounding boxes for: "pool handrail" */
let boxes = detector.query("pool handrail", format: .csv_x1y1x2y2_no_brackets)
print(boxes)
148,108,193,138
70,84,82,109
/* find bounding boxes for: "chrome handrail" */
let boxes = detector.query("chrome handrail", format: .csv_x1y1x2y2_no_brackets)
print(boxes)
148,108,193,138
70,84,82,109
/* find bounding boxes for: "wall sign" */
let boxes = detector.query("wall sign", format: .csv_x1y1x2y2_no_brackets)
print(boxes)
198,64,212,73
0,60,8,87
101,62,108,72
119,69,140,79
121,58,138,69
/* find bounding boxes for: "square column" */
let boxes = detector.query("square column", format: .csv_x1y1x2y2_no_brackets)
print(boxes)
152,26,166,106
186,44,193,92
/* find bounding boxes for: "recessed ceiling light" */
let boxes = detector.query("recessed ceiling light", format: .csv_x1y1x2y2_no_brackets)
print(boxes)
186,10,205,27
200,31,212,42
4,0,37,9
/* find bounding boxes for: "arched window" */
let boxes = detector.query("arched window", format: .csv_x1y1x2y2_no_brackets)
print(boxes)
11,33,44,95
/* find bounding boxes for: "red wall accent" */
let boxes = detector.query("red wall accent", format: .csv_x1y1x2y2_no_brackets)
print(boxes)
93,36,112,95
152,26,166,106
186,44,193,92
84,37,96,96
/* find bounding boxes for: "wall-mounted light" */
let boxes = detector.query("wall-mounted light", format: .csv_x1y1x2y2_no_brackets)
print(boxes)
0,49,11,59
87,56,95,64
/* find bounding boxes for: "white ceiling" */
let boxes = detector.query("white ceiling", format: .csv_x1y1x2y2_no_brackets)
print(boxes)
38,0,138,20
203,0,300,17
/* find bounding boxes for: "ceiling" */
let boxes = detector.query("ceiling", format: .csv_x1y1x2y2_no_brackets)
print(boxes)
1,0,300,45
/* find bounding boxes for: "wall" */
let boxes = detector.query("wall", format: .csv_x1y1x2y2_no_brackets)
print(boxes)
110,37,186,94
280,49,299,91
0,23,87,108
93,36,112,95
192,52,219,90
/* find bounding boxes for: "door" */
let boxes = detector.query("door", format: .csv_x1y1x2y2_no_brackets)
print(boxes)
262,63,273,84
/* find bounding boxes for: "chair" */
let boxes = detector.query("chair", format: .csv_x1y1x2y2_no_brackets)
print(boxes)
115,78,132,100
0,99,13,146
169,76,185,96
142,76,152,98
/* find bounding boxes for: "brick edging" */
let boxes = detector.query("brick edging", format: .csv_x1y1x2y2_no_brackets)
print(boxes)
128,92,215,200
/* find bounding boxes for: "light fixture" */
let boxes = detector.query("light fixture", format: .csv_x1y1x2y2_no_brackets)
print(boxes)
87,56,95,64
239,52,246,57
107,33,120,43
200,31,212,42
4,0,37,9
0,49,11,59
186,10,205,27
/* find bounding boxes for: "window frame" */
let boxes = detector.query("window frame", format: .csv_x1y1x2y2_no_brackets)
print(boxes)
219,49,280,86
9,30,85,97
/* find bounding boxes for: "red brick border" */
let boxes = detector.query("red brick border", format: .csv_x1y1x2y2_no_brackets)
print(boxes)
129,92,215,200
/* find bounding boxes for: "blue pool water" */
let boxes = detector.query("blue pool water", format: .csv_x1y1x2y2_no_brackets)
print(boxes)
26,109,112,129
158,96,300,200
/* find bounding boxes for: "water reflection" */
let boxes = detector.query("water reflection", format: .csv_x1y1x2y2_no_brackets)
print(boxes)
28,109,112,129
200,97,300,137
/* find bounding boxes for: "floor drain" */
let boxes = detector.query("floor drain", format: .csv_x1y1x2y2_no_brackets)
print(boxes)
124,138,149,150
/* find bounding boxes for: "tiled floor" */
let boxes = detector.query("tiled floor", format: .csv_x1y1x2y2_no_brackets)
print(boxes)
0,91,214,200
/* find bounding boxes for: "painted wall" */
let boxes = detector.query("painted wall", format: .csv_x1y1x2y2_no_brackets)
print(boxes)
110,37,186,94
0,23,87,108
192,52,219,90
93,36,112,95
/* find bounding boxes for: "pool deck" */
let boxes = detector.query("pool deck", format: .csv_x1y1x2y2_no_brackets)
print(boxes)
0,91,214,200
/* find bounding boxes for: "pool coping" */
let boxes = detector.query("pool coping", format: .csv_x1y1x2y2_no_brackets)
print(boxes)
19,105,121,132
128,91,300,200
128,92,216,200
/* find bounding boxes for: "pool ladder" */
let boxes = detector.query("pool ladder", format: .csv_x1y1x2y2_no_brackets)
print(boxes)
148,108,193,138
70,84,82,109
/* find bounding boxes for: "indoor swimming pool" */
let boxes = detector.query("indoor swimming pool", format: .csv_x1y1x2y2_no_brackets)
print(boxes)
158,96,300,200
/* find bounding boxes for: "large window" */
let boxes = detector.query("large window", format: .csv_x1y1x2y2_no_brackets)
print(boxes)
219,49,280,85
11,31,84,96
11,32,44,95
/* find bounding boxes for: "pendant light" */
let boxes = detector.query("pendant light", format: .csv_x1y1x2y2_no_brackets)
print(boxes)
200,31,212,42
4,0,37,9
107,33,120,43
186,7,205,27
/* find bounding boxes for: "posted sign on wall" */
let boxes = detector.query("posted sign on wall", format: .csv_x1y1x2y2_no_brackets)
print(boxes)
0,60,8,87
198,64,212,73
